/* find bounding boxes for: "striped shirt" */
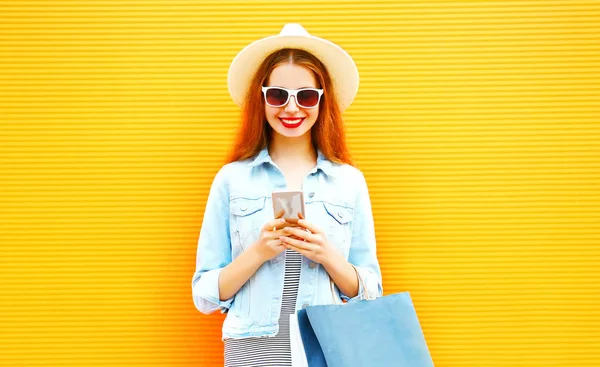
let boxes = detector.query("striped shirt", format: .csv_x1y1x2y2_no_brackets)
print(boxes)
224,249,303,367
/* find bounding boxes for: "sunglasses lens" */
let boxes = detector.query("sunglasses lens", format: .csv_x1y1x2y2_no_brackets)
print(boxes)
265,88,288,107
297,89,320,107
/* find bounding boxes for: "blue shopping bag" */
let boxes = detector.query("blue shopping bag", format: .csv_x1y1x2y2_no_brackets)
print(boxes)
297,291,434,367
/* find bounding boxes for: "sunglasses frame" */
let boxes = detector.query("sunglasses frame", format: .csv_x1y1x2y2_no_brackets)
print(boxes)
261,86,324,109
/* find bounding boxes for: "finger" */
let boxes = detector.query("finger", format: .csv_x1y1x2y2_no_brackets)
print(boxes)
264,229,287,240
281,232,304,241
284,243,312,258
296,219,323,234
274,209,285,219
285,217,299,226
266,239,284,247
285,211,305,225
262,218,287,232
280,236,316,251
282,221,301,229
283,227,317,242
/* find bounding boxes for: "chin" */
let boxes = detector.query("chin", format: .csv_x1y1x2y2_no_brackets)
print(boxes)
269,119,314,138
274,126,311,138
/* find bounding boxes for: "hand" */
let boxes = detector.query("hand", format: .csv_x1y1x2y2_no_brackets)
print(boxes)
279,219,337,265
250,216,289,263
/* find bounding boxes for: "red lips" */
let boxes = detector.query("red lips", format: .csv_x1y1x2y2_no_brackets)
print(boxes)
279,117,305,129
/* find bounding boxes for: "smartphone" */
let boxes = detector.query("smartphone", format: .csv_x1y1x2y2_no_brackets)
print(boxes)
272,190,305,225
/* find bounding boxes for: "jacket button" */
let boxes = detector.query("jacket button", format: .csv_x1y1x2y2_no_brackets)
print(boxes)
308,192,315,198
241,207,247,211
308,261,317,269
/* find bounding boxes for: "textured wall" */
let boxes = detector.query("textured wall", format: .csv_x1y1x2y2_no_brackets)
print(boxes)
1,1,599,366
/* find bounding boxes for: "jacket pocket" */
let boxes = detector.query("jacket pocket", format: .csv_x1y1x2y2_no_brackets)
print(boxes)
230,195,267,252
322,200,354,254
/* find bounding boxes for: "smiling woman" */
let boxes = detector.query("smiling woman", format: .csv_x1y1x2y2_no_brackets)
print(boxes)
191,23,383,367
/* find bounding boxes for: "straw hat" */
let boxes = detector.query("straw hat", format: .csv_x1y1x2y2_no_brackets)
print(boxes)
227,23,359,112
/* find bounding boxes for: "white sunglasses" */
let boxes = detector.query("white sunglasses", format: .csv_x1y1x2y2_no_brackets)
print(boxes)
261,86,324,109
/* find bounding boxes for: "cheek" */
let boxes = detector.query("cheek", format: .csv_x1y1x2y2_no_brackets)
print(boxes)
310,109,319,121
264,106,279,126
304,109,319,127
264,105,274,119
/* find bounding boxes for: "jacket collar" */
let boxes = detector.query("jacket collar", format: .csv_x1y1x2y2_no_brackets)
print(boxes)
247,146,336,178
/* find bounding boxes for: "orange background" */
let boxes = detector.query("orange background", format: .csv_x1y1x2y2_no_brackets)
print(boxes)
1,1,599,366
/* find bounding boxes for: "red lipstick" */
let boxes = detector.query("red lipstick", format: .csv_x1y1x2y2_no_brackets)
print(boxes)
279,117,305,129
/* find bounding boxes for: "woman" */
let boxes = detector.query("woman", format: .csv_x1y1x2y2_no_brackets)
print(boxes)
192,23,383,367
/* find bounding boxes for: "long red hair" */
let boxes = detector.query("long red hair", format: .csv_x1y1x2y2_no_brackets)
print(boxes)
226,48,354,166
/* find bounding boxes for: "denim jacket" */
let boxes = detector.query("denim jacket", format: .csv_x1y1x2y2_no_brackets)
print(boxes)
191,147,383,340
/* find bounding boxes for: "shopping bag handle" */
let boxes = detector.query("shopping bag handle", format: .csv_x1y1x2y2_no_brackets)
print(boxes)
329,263,375,304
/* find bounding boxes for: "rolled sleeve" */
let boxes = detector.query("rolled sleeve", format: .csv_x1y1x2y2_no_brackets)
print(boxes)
191,166,234,314
193,268,233,314
340,171,383,303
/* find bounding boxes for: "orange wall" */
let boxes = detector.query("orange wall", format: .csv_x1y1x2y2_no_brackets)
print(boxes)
1,1,599,366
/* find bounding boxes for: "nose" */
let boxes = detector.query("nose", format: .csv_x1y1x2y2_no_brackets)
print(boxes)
284,96,300,113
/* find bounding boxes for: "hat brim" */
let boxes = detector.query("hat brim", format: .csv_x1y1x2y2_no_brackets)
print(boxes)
227,34,359,112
